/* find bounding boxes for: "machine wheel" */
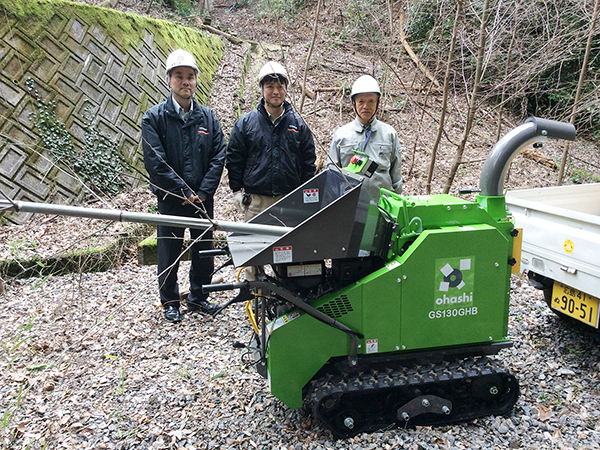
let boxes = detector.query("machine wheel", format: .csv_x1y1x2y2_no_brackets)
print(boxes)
321,395,339,411
471,374,505,403
334,409,361,436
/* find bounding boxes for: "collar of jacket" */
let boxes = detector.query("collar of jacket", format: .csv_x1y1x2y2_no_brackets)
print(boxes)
165,94,202,121
257,98,293,121
351,116,379,134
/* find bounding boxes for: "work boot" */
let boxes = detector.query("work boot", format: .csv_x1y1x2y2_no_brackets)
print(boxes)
163,305,182,323
187,299,220,316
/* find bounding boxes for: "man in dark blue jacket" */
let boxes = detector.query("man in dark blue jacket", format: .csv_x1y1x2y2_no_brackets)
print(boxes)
227,62,316,208
226,61,316,297
142,49,226,323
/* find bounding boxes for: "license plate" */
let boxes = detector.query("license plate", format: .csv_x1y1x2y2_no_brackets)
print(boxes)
551,282,600,328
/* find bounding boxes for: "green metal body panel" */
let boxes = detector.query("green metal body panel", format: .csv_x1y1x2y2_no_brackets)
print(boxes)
396,225,510,350
267,192,514,409
267,312,349,408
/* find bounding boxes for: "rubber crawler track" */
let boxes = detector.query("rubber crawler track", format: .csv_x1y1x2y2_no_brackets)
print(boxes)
305,355,519,438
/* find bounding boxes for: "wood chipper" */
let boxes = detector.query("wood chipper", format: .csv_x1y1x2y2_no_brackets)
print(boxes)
0,118,576,438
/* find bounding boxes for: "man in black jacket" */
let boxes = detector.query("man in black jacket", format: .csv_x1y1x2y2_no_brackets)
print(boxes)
226,61,316,293
142,49,226,323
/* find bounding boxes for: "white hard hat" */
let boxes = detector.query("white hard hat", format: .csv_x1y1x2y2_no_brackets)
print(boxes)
258,61,289,85
350,75,381,100
165,49,198,75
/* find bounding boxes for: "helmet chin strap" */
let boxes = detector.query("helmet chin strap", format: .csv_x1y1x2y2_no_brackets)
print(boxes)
262,82,287,110
265,100,284,109
172,90,195,101
352,98,379,125
167,73,197,101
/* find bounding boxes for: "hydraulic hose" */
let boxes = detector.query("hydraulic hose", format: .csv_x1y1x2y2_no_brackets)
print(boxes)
203,280,364,340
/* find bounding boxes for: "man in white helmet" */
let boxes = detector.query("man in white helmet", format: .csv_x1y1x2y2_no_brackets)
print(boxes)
142,49,226,323
328,75,402,201
226,61,316,299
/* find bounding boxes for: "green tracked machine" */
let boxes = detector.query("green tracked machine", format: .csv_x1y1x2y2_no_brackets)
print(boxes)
0,118,576,437
203,117,576,437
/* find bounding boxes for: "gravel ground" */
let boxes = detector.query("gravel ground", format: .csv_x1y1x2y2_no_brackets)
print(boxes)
1,265,600,449
2,2,600,449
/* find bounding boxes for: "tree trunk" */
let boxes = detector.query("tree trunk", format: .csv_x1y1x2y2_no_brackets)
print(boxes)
495,0,520,142
299,0,323,113
426,0,462,194
443,0,490,194
557,0,600,185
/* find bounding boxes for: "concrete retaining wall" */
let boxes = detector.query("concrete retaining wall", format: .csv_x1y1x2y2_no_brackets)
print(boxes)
0,0,223,223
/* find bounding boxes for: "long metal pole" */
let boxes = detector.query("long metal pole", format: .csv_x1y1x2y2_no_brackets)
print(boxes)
0,199,292,237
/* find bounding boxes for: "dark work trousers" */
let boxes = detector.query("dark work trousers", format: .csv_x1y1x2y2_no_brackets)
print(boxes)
156,196,214,308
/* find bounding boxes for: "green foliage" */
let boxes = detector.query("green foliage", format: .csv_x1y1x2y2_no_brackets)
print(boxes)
172,0,194,16
569,168,600,185
79,107,128,195
211,369,227,380
344,0,384,42
3,317,35,371
1,384,25,432
526,54,600,133
26,81,76,169
404,0,454,57
7,240,38,259
405,0,437,42
251,0,304,23
26,78,127,196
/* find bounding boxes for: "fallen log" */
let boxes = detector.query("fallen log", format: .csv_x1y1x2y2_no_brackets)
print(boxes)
195,19,244,45
399,14,441,88
521,148,557,169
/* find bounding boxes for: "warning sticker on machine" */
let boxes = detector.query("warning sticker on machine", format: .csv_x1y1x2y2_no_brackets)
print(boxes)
366,339,378,354
303,188,319,203
386,261,400,270
268,311,300,334
287,264,322,277
273,246,293,263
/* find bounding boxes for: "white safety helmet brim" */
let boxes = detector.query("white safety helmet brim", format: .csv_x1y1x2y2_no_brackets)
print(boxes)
258,61,289,86
350,75,381,100
166,49,199,76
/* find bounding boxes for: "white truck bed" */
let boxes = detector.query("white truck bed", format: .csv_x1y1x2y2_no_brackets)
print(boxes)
505,183,600,298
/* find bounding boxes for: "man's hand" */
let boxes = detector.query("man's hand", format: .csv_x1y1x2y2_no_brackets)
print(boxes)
182,194,205,205
232,190,245,212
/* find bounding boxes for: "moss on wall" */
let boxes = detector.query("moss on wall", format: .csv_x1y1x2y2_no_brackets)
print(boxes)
0,0,224,104
0,0,224,213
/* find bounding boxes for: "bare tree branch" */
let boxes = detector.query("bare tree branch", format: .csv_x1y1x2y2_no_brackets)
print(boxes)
557,0,600,185
443,0,491,194
426,0,462,194
299,0,323,113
